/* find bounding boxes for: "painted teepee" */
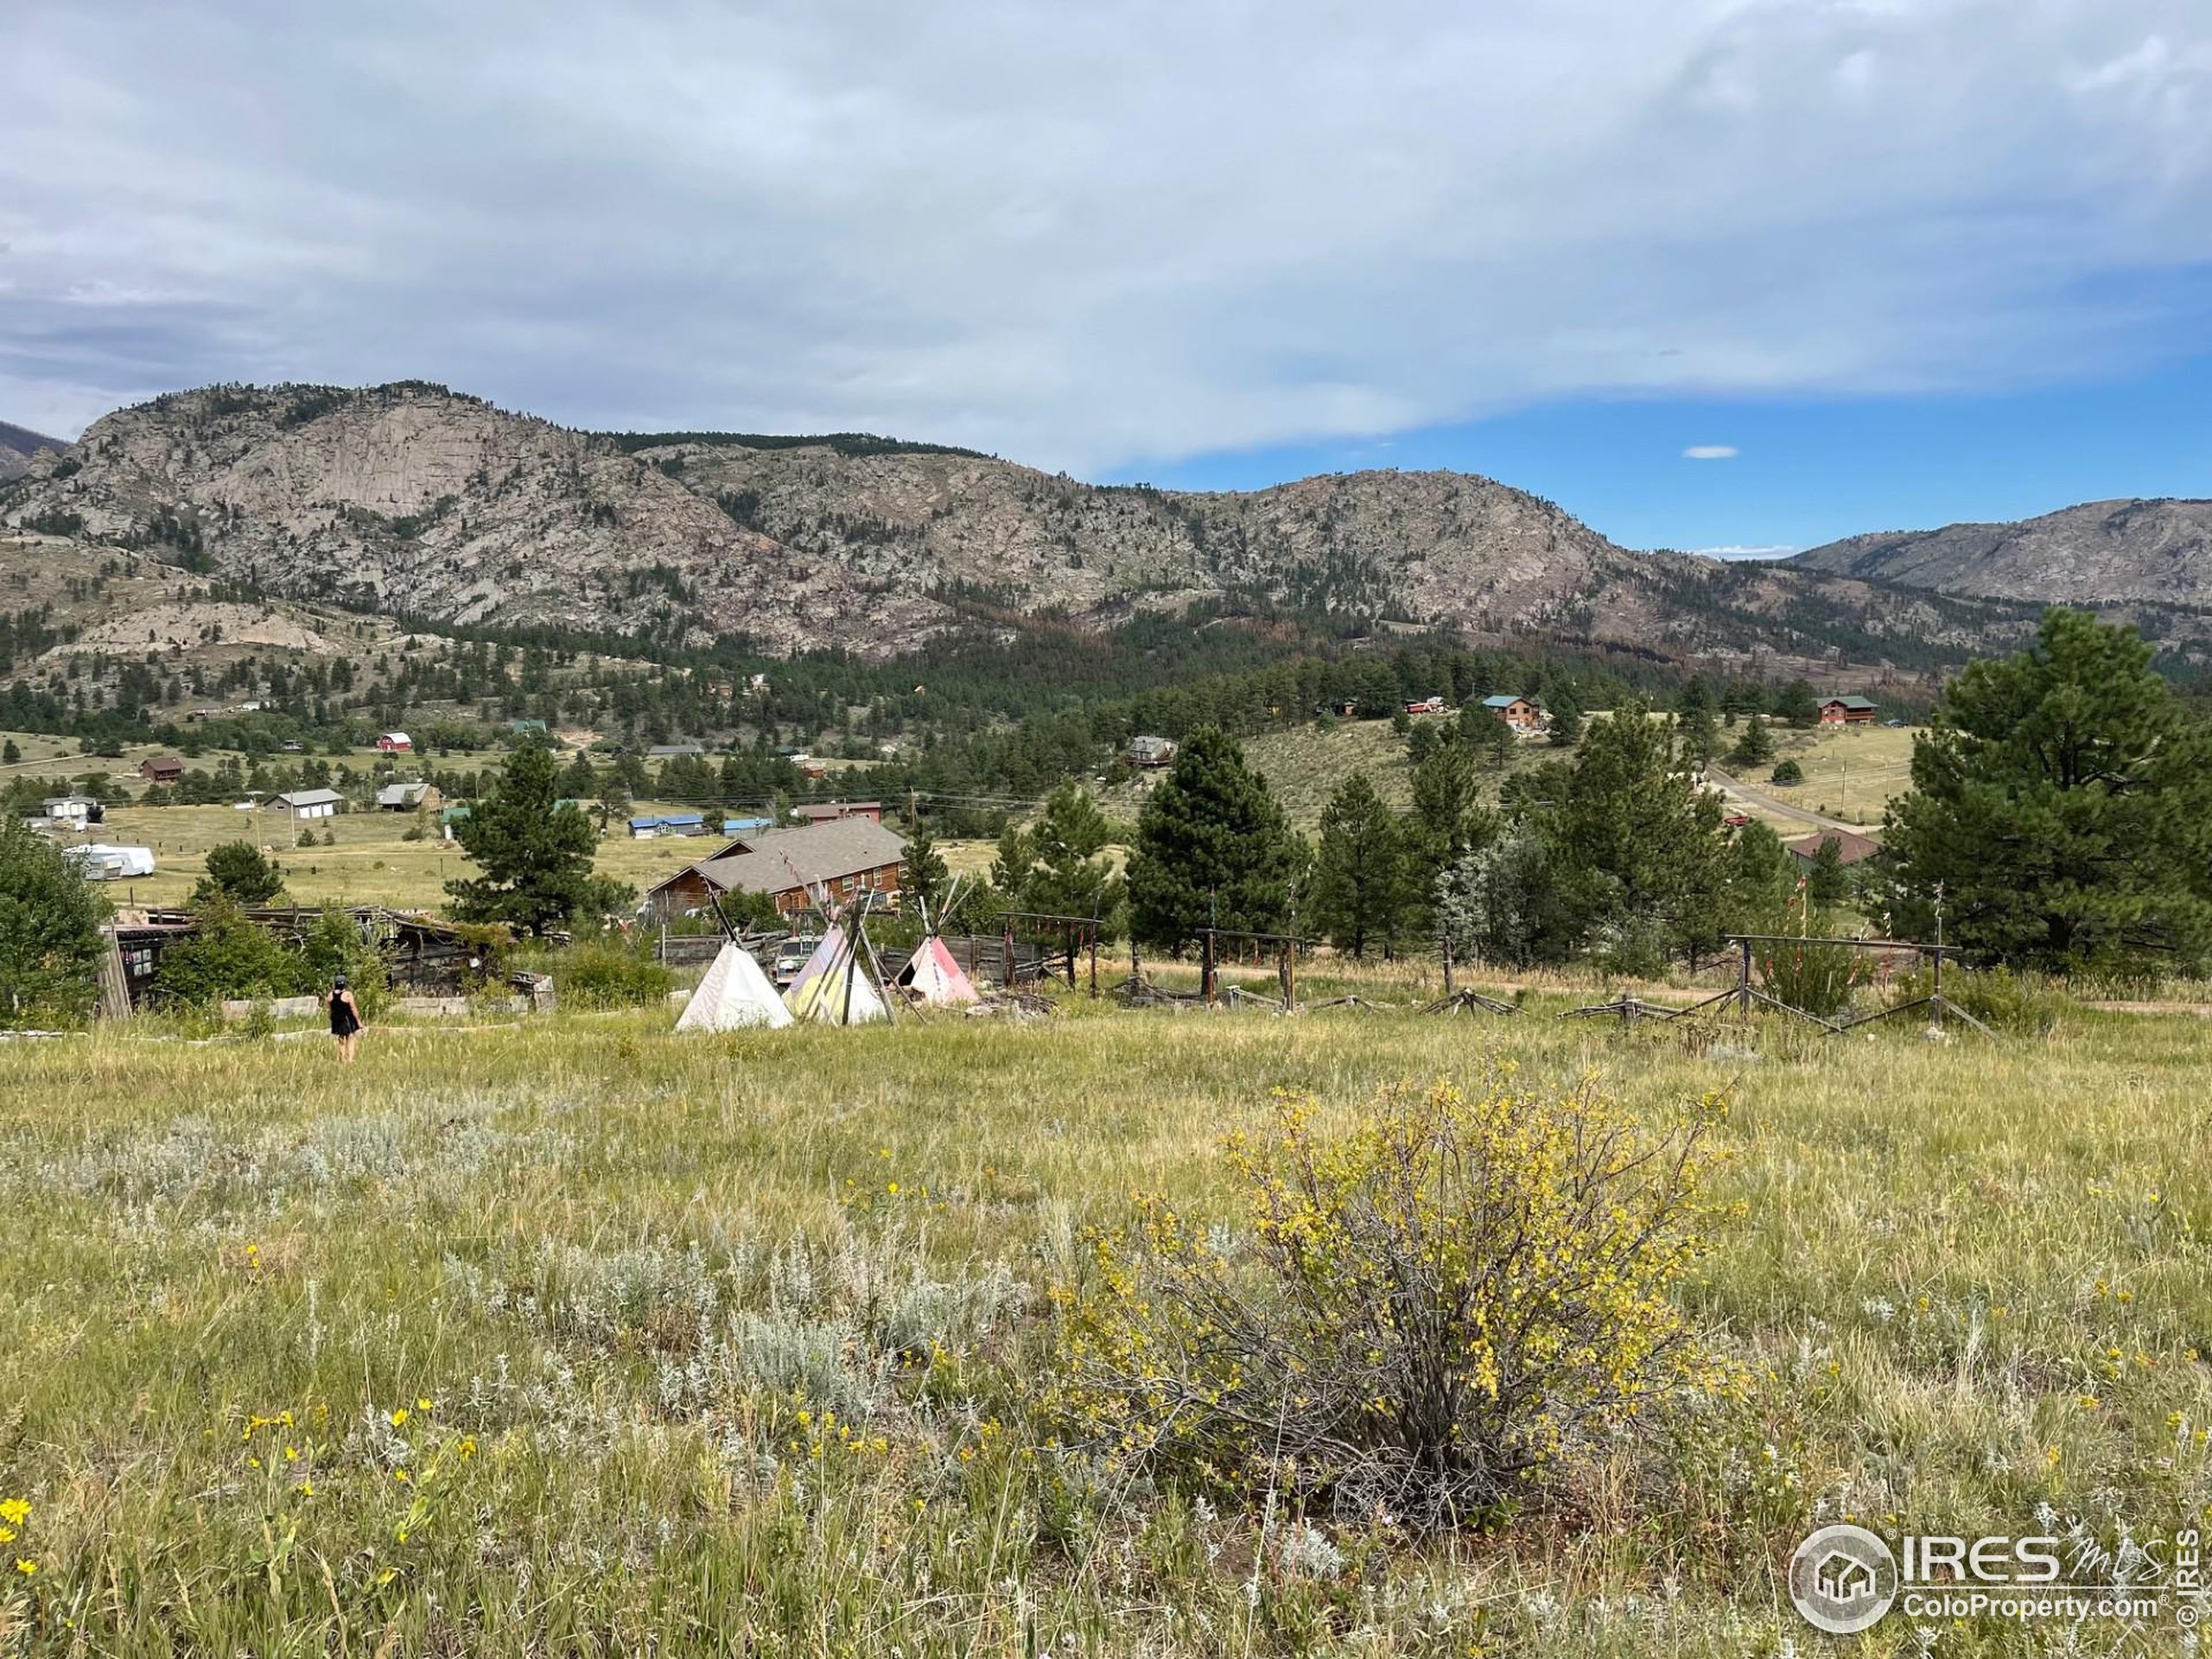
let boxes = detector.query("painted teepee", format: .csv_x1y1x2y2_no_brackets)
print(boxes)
783,925,888,1025
896,934,981,1007
677,940,794,1030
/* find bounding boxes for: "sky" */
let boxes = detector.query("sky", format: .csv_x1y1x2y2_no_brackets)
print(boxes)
3,0,2210,554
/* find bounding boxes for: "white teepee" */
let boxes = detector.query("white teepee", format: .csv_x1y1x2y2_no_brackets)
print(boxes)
676,941,794,1031
784,925,889,1024
897,935,982,1007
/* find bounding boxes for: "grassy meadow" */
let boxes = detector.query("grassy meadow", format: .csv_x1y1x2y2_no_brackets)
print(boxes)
4,990,2211,1654
38,802,794,913
1762,724,1919,830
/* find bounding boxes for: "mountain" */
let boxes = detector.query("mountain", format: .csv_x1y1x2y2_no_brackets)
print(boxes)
0,420,67,482
0,380,2058,668
1789,498,2212,606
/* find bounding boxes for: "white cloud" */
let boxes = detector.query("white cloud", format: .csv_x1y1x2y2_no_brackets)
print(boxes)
1,1,2210,468
1693,543,1798,560
1683,444,1741,460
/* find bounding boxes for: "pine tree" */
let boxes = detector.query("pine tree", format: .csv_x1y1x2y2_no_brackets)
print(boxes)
1676,677,1719,766
1126,729,1300,950
990,785,1127,966
1546,685,1583,747
1550,700,1729,969
1804,836,1851,910
563,750,599,801
1729,714,1776,769
194,841,288,906
447,740,632,935
1308,772,1408,958
902,822,951,920
1774,679,1821,728
1882,609,2212,972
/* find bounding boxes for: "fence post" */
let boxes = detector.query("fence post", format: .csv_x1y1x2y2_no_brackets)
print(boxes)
1201,929,1217,1002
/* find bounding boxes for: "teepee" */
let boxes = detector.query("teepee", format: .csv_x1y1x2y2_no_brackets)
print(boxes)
676,940,793,1031
783,925,889,1025
896,934,981,1007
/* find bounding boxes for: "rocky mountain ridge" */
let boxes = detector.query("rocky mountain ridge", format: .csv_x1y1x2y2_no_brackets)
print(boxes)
1789,497,2212,606
0,382,2124,667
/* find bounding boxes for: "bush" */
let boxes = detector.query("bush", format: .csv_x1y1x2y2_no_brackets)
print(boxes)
0,816,106,1027
1770,759,1803,786
1752,933,1869,1019
556,941,675,1010
153,894,300,1007
1052,1076,1731,1530
1891,963,2066,1034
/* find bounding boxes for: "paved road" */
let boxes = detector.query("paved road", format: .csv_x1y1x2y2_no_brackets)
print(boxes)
1704,766,1876,838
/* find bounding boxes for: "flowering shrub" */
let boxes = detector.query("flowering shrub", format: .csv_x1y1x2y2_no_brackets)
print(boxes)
1052,1073,1732,1530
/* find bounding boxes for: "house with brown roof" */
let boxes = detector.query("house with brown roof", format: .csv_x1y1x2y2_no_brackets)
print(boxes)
642,818,907,920
793,800,884,825
137,754,185,785
1785,830,1880,869
1819,696,1878,725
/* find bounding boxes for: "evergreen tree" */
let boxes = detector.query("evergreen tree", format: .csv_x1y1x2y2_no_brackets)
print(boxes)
0,816,106,1027
1721,820,1797,932
902,822,951,920
1308,772,1408,958
1,739,16,766
1774,679,1821,728
447,740,632,935
1550,700,1728,970
1126,729,1300,950
563,750,599,800
1804,836,1851,910
193,841,288,906
1728,714,1776,769
1408,739,1496,880
993,784,1126,938
1675,677,1719,766
1881,609,2212,973
1546,685,1583,747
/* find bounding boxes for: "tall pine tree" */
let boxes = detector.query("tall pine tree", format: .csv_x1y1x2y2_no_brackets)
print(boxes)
447,740,631,935
1308,772,1408,958
1881,609,2212,973
1126,730,1300,950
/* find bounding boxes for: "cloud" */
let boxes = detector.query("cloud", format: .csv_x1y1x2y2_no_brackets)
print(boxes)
1683,444,1740,460
1692,543,1798,560
2,2,2211,468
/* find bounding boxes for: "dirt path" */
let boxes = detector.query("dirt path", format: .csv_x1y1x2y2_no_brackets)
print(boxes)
1704,766,1873,837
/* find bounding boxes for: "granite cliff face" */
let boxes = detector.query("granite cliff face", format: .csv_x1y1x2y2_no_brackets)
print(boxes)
0,381,2050,664
1790,498,2212,606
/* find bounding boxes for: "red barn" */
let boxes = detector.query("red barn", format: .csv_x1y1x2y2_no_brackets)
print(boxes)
377,731,413,753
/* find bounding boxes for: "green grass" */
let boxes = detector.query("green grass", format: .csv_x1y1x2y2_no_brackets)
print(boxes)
1766,722,1920,826
48,801,728,912
3,994,2209,1652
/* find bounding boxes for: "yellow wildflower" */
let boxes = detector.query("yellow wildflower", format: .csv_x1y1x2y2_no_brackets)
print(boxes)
14,1559,35,1576
389,1408,409,1428
0,1500,30,1527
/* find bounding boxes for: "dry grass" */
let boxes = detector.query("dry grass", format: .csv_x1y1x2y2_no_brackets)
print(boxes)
3,992,2209,1652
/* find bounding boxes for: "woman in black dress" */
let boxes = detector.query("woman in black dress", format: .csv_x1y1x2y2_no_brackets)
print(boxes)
328,972,364,1063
